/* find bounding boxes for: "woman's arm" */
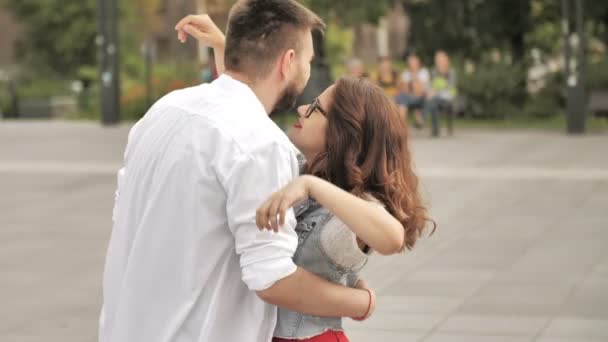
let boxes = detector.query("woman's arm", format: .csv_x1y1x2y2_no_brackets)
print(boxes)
306,176,404,255
175,14,226,74
256,175,405,255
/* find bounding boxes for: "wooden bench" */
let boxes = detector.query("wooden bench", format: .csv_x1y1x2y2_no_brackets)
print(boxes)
589,90,608,118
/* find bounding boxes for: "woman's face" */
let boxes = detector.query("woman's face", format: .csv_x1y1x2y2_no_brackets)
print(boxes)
287,85,334,160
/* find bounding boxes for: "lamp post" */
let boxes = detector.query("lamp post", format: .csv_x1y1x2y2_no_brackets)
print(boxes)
97,0,121,125
561,0,587,134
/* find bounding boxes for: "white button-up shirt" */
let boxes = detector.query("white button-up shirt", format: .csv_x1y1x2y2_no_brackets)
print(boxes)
100,75,300,342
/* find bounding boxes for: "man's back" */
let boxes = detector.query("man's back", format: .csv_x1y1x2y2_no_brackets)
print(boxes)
100,75,300,342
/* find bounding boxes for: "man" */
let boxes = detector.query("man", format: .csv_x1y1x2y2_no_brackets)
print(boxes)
396,53,430,127
99,1,373,342
424,50,457,137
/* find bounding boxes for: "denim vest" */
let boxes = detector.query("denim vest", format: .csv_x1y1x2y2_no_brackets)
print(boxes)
273,199,369,339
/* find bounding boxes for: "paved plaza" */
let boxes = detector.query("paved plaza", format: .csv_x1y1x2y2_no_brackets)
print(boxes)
1,121,607,341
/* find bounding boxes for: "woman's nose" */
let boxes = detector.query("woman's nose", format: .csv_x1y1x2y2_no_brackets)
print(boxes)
297,105,308,117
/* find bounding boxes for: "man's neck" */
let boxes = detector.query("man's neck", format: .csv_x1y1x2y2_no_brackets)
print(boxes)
224,70,277,115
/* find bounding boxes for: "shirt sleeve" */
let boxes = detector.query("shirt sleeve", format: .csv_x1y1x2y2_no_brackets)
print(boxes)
219,142,300,291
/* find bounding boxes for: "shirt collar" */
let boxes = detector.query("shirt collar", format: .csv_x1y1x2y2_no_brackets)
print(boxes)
213,74,267,115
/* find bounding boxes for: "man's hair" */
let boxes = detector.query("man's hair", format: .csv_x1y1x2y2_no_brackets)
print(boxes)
225,0,325,79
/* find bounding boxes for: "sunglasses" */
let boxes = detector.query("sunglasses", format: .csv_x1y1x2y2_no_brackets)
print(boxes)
304,98,328,118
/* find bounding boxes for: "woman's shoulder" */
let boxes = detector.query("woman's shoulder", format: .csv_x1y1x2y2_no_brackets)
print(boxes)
318,214,369,272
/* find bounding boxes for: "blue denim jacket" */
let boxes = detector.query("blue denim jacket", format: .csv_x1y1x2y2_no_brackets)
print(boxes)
273,199,369,339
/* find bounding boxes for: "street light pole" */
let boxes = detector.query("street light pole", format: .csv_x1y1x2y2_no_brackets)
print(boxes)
562,0,587,134
97,0,121,125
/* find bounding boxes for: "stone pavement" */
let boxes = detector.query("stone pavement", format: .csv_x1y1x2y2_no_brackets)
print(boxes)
0,120,607,342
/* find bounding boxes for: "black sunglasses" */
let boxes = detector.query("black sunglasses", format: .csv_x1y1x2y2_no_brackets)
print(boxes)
304,98,328,118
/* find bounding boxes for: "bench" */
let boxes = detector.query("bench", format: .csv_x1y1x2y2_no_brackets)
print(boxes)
588,90,608,118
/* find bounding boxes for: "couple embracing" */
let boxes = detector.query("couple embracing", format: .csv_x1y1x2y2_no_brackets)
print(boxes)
100,1,434,341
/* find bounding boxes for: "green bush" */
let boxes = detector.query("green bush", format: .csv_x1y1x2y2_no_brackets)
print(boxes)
325,23,353,79
120,62,200,121
70,60,202,121
0,84,10,115
523,71,564,118
523,91,562,118
16,79,70,99
458,61,525,119
586,59,608,90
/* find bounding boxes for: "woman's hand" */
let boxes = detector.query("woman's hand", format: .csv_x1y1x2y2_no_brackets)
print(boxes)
256,175,314,232
351,278,376,321
174,14,225,49
175,14,226,74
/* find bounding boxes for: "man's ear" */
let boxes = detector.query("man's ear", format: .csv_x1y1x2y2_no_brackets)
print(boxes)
279,49,297,80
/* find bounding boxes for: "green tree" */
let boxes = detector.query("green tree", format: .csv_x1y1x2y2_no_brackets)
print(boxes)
587,1,608,45
302,0,392,25
2,0,98,77
404,0,531,62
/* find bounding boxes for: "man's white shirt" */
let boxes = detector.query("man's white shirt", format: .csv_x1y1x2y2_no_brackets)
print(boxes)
100,75,300,342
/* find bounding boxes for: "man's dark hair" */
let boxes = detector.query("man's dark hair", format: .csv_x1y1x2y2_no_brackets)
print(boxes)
225,0,325,79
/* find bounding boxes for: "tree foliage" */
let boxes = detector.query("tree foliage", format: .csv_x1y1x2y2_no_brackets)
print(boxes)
405,0,532,61
302,0,392,25
405,0,608,62
2,0,98,76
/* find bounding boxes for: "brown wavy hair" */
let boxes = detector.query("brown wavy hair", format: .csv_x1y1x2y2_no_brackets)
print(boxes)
306,77,435,250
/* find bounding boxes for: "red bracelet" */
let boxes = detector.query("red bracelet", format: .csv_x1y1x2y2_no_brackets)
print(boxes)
354,288,372,321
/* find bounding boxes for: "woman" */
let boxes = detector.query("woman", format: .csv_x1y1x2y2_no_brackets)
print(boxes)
176,15,435,342
374,56,400,98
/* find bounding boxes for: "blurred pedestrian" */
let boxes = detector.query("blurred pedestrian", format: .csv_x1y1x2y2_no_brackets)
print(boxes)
346,58,368,79
395,54,429,128
374,56,399,98
424,50,457,136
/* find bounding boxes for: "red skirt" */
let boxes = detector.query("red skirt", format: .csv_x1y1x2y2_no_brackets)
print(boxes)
272,330,349,342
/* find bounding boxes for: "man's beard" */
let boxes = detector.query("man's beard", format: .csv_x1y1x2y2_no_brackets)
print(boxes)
270,74,305,116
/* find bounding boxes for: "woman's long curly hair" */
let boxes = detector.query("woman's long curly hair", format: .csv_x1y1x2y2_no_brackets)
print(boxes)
306,77,435,250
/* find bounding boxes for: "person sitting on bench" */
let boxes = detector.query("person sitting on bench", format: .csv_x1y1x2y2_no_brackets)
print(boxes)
396,54,430,128
424,50,457,136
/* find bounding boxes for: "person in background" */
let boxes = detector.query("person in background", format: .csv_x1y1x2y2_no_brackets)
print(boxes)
346,58,368,79
374,56,399,99
395,54,429,128
424,50,457,137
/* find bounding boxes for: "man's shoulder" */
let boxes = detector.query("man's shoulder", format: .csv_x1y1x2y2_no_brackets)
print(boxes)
230,119,296,157
157,83,209,106
151,81,295,159
194,102,295,158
